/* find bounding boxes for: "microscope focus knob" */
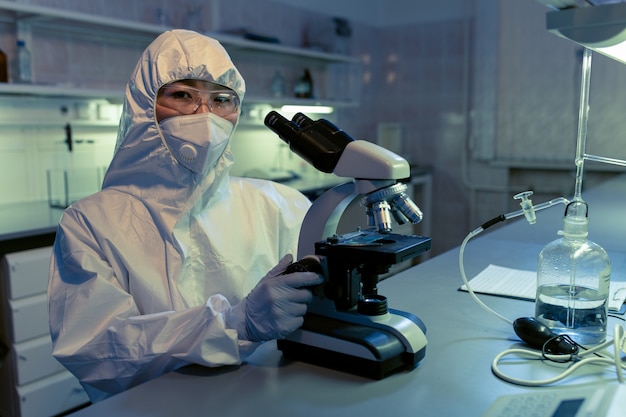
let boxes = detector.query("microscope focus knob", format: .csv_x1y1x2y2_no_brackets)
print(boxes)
283,257,322,274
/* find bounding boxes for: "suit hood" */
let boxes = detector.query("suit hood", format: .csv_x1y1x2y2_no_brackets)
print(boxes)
102,30,246,224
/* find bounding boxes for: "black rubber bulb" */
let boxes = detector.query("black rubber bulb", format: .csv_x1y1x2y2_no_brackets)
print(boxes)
512,317,578,354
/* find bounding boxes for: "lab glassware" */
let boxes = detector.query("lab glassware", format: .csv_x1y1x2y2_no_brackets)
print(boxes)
535,201,611,345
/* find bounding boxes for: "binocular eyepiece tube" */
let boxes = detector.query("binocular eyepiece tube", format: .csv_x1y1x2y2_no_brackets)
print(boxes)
264,111,354,174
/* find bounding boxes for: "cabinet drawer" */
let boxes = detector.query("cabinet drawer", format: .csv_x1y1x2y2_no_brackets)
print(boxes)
15,335,65,386
2,246,52,299
16,370,89,417
10,293,49,343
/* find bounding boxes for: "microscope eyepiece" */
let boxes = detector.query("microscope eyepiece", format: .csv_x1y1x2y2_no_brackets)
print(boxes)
264,111,301,145
264,111,354,173
292,112,314,127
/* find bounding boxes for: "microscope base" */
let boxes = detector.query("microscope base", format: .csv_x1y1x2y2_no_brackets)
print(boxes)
277,311,427,379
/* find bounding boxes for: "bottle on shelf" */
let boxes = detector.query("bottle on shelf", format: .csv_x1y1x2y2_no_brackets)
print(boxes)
332,18,352,55
269,70,286,98
535,200,611,346
14,39,32,84
294,68,313,99
0,48,7,82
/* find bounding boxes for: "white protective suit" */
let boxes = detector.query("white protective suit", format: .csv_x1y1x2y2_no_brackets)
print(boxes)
48,30,313,402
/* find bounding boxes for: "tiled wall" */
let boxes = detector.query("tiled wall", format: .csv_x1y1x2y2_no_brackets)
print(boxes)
343,0,626,254
0,97,119,205
336,9,473,253
470,0,626,250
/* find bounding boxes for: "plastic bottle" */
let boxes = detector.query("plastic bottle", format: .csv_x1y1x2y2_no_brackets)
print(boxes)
294,68,313,98
15,39,32,83
535,201,611,345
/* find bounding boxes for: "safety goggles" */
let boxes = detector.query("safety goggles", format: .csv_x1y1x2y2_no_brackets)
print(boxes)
157,81,240,117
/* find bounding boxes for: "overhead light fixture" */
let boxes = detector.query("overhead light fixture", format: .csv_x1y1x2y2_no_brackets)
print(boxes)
280,105,334,114
547,2,626,65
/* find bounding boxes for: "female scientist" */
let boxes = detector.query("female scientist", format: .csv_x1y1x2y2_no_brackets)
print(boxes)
48,29,322,402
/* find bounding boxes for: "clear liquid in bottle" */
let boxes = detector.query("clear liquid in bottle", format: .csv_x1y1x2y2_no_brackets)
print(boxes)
535,284,607,345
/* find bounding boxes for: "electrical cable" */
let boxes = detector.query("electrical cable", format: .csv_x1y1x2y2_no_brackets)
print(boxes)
491,323,626,386
459,225,513,325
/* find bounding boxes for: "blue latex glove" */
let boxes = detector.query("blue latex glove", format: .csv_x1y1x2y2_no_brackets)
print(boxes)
226,254,323,342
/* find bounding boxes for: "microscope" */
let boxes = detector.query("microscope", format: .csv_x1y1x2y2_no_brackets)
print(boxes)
264,111,431,379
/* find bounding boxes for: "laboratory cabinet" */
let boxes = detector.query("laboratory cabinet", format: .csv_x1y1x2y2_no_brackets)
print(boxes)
0,246,89,417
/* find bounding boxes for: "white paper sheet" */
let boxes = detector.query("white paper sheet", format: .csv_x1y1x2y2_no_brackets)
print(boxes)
460,264,626,312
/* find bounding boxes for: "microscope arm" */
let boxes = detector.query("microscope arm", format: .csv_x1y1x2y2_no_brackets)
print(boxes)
296,140,410,256
297,182,355,258
297,176,405,257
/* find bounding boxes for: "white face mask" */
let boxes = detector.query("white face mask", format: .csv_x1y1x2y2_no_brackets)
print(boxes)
159,112,234,174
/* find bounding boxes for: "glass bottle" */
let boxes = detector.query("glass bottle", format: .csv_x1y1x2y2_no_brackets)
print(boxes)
294,68,313,98
535,201,610,345
0,48,7,82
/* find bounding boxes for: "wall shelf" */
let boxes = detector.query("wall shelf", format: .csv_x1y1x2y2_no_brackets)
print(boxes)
0,82,124,101
207,32,359,63
0,0,166,35
0,0,359,63
0,0,360,106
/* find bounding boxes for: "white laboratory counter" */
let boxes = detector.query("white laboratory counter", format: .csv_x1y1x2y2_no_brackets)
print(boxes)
0,201,63,242
65,175,626,417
